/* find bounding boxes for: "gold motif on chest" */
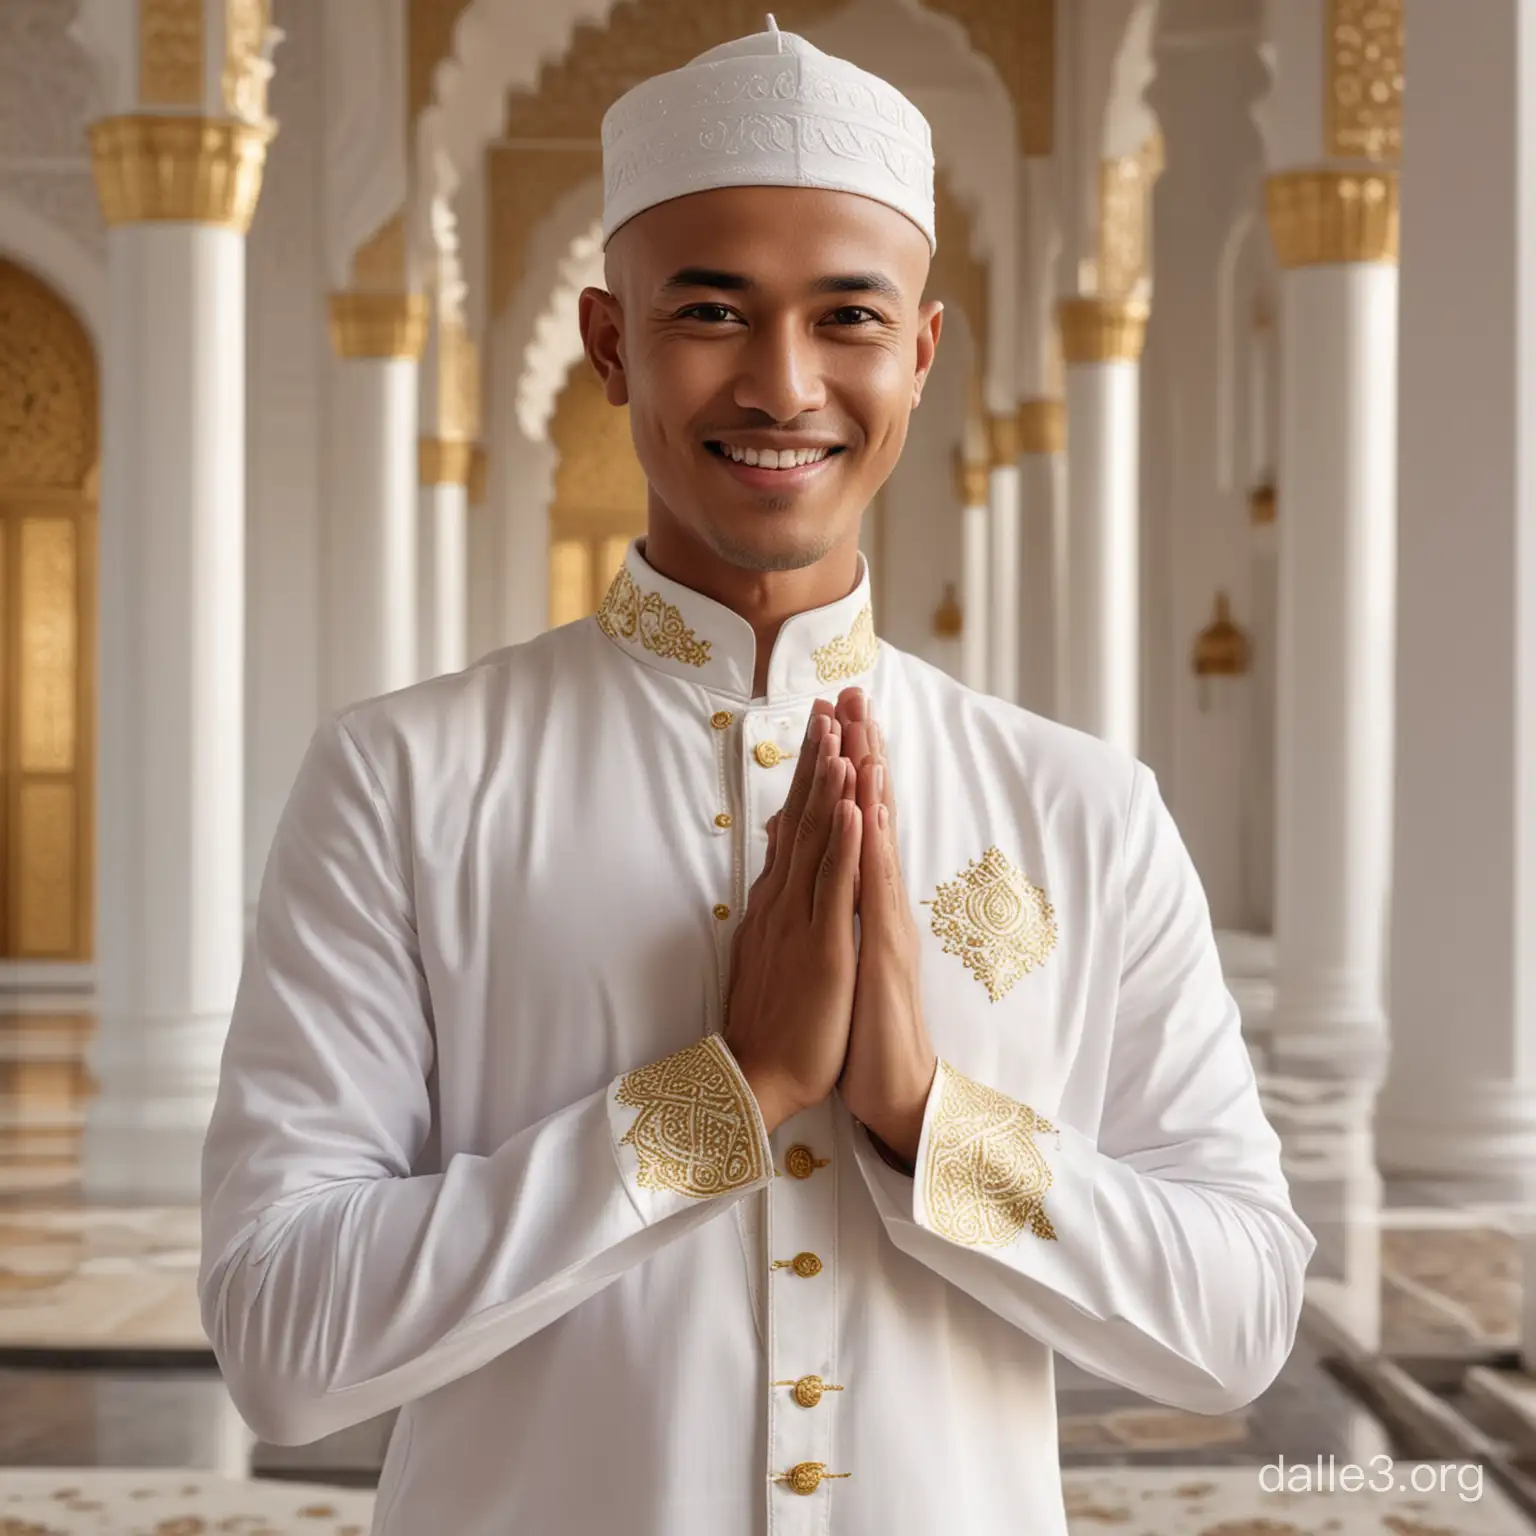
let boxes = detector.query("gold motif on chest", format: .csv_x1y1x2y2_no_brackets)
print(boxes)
921,845,1057,1002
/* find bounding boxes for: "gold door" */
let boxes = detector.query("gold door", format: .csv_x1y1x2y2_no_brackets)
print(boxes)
0,260,98,959
547,363,649,627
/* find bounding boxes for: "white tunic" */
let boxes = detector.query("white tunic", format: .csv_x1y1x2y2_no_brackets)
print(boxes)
200,538,1314,1536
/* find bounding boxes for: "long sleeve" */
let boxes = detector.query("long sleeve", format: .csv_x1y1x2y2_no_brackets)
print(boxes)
853,761,1316,1415
199,717,772,1447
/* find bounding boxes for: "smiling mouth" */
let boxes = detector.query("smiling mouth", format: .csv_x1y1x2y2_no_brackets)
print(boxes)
705,442,846,470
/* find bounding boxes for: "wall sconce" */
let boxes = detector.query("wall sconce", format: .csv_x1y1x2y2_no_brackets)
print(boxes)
1192,591,1250,712
932,581,963,639
1250,483,1275,526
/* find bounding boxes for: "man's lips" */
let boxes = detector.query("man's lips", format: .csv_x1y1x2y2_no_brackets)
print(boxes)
703,440,846,491
703,442,847,488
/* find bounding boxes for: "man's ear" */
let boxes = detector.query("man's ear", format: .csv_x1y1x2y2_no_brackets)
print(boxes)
578,285,629,406
911,299,944,409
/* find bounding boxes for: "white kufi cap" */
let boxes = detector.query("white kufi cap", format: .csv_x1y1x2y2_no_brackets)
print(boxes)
600,14,936,253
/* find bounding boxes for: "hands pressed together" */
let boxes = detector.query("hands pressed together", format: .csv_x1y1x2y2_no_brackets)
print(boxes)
723,688,938,1172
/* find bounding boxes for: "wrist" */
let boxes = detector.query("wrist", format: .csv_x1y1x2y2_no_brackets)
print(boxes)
864,1122,916,1178
737,1061,795,1136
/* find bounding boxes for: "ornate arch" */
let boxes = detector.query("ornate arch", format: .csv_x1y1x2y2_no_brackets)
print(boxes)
930,167,991,386
0,260,99,490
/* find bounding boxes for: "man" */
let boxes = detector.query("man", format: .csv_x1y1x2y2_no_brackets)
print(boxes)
200,17,1314,1536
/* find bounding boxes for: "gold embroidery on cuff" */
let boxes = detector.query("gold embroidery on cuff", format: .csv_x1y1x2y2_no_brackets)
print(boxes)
923,1061,1059,1247
596,566,712,668
615,1035,768,1196
921,845,1057,1002
812,603,878,683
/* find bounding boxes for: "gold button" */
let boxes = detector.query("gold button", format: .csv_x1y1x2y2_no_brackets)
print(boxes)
754,741,786,768
713,904,731,921
784,1143,829,1179
711,710,733,730
770,1250,823,1278
775,1462,850,1495
775,1373,844,1408
715,812,733,829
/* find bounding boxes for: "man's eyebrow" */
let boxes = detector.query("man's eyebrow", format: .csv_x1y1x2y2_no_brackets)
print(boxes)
659,268,905,302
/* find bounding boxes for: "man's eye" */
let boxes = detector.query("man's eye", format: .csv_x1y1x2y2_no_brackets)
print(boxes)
826,306,881,326
679,304,738,323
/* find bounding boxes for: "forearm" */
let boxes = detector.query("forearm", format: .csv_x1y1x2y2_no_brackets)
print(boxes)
854,1058,1313,1414
202,1035,772,1445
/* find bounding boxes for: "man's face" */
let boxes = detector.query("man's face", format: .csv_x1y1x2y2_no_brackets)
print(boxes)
580,185,943,573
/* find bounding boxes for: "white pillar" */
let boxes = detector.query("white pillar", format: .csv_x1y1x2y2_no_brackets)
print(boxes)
1265,179,1398,1083
956,456,990,693
985,413,1021,704
1245,488,1278,935
1016,399,1065,717
1251,0,1401,1352
323,296,425,709
417,442,470,677
83,114,270,1201
1058,298,1146,754
1380,0,1536,1205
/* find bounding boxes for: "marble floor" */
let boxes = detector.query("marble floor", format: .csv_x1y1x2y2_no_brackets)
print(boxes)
3,999,1536,1531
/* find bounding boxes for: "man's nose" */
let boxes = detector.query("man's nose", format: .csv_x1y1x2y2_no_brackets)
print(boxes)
732,317,828,423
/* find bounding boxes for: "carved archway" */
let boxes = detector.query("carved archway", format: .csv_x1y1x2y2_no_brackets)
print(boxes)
0,258,98,960
546,361,647,627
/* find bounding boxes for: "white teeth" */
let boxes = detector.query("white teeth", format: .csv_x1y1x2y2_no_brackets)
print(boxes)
719,444,832,468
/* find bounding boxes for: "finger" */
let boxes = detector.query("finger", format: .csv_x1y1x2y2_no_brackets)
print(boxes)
841,759,862,905
748,812,780,902
844,717,872,775
867,717,897,824
812,796,863,924
834,686,866,732
859,795,903,923
767,706,837,892
788,726,850,904
856,752,883,815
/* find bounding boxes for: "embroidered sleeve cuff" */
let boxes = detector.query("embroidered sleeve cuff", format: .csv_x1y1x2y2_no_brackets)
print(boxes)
606,1032,775,1227
906,1059,1100,1278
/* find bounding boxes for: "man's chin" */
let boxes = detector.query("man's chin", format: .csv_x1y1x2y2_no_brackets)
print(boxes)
702,518,842,574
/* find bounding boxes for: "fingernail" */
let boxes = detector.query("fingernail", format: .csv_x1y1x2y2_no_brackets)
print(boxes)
811,714,828,741
873,764,885,799
870,723,883,757
877,804,889,830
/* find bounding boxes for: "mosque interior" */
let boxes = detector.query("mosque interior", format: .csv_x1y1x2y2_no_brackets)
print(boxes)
3,0,1536,1529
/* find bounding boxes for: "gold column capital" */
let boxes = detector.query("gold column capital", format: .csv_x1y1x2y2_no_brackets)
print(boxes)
328,293,429,360
1016,398,1065,454
953,447,990,506
88,114,271,233
1264,170,1399,269
1057,297,1149,364
985,412,1020,468
419,437,475,487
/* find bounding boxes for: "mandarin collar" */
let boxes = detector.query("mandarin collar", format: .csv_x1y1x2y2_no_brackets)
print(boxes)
594,538,879,703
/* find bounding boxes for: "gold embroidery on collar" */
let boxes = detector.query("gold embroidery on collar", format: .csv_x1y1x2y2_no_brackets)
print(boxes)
615,1034,768,1196
812,602,878,683
922,846,1057,1002
924,1062,1058,1247
597,566,712,669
